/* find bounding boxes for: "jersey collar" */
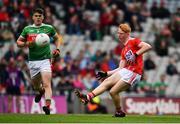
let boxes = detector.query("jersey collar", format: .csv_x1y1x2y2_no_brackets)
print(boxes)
124,36,131,45
32,23,45,27
124,37,135,45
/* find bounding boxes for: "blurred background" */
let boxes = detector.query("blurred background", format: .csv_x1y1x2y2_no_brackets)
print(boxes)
0,0,180,115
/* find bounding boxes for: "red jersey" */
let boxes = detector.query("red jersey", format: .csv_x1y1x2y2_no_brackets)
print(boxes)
121,38,143,75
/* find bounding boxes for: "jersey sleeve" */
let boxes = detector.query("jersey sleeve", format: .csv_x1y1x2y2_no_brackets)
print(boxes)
20,27,27,38
50,26,57,37
133,38,142,47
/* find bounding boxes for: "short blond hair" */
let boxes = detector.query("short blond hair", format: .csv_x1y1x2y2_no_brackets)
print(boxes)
119,23,131,33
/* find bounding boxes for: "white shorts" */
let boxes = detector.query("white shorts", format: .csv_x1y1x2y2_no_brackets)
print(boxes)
118,68,141,86
28,59,52,78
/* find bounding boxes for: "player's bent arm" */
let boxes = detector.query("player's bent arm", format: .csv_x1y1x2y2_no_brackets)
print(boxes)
16,37,27,48
136,42,152,56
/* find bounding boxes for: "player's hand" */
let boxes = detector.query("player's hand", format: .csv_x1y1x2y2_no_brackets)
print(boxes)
26,41,35,48
52,49,60,58
51,49,60,64
96,71,108,80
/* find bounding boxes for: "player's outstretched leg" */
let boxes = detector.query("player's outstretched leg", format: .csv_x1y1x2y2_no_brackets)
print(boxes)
74,89,89,105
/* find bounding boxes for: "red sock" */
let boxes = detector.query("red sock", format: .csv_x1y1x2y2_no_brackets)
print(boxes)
45,99,51,108
116,107,122,112
87,92,96,101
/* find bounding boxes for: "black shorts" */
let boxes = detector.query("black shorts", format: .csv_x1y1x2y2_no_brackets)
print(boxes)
6,86,21,95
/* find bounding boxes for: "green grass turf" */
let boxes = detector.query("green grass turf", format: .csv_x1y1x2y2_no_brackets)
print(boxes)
0,114,179,123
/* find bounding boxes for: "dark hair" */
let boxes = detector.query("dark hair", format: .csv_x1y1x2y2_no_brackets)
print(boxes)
32,8,44,15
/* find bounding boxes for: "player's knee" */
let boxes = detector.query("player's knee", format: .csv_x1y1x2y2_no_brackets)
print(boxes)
43,82,51,88
109,90,116,96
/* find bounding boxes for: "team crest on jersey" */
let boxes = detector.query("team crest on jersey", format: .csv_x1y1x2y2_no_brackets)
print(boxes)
125,50,133,60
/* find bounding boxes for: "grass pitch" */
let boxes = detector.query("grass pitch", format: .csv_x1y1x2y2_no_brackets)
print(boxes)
0,114,180,123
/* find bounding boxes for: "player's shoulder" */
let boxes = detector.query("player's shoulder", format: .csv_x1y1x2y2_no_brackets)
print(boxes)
129,37,141,42
128,37,142,44
42,23,54,28
23,24,34,30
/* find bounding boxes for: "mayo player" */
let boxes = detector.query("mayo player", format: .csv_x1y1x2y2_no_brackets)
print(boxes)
17,8,63,115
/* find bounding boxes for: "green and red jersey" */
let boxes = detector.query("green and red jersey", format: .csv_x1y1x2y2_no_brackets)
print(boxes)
20,23,57,61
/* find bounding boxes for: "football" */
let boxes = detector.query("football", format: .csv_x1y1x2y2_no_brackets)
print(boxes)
35,33,50,46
